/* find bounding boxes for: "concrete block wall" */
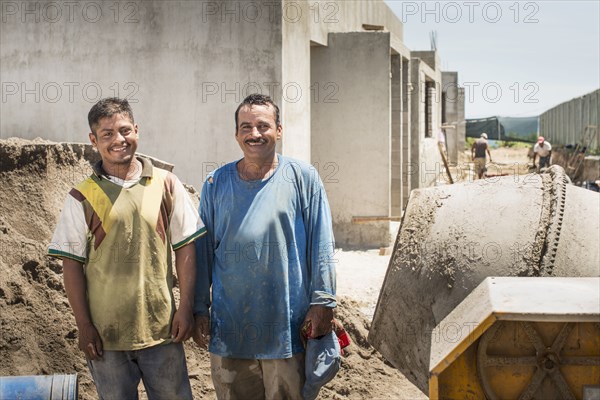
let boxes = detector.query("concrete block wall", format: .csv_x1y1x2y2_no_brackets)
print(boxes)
0,0,283,190
410,54,443,191
539,89,599,151
311,32,392,248
457,87,466,159
401,58,412,208
442,71,460,164
282,0,407,163
391,55,403,218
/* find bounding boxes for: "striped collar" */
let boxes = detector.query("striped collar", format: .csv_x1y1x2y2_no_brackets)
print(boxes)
92,157,153,180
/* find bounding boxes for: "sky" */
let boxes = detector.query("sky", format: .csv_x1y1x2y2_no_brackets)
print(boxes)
384,0,600,119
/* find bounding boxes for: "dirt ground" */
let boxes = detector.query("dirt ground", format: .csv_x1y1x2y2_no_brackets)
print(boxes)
0,139,535,399
449,144,532,183
0,138,427,399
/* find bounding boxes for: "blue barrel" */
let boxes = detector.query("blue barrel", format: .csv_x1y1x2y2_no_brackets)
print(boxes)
0,374,78,400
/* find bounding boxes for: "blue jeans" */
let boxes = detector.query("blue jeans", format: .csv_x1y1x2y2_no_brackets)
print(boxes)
87,342,193,400
539,155,550,169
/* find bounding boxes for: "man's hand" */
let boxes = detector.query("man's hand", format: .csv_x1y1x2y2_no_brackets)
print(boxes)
193,315,210,349
171,306,194,343
303,305,334,338
78,322,103,360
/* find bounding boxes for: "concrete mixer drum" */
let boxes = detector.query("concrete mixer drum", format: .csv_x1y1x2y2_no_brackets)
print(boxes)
369,166,600,396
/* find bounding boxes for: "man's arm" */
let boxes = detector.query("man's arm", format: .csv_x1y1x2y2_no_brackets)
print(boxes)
302,178,337,338
51,195,101,360
192,232,212,349
63,258,103,360
471,142,475,160
166,173,208,344
486,144,492,162
193,179,214,349
171,243,196,342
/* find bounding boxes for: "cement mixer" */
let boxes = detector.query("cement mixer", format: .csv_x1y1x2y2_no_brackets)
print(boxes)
369,166,600,398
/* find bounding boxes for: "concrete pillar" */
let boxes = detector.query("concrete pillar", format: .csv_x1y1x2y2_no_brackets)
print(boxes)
281,0,311,162
410,60,424,191
410,55,444,190
457,87,466,160
425,82,435,139
401,58,411,208
442,72,459,164
391,54,402,218
311,32,391,248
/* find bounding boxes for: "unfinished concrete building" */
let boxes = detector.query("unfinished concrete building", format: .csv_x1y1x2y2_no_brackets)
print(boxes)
1,0,462,247
442,71,466,165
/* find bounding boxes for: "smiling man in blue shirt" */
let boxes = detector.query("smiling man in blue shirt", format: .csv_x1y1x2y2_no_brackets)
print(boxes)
193,94,336,399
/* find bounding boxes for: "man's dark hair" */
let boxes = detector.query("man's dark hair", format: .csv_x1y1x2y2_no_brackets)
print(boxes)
88,98,134,135
235,94,280,129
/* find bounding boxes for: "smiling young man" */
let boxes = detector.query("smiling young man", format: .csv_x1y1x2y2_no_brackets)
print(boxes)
48,98,205,399
193,94,337,399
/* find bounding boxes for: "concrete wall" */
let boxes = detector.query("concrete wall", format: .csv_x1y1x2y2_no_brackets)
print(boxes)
1,0,282,190
391,54,402,218
281,1,312,161
281,0,407,163
278,0,411,247
311,32,391,247
539,89,599,151
410,61,425,192
1,0,454,247
401,58,412,208
442,71,460,164
411,51,438,71
410,54,443,190
307,0,404,45
457,87,466,160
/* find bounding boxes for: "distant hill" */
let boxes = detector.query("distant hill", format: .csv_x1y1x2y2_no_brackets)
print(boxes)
498,117,539,142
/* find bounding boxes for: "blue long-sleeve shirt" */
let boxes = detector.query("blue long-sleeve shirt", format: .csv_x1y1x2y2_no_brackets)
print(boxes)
194,155,336,358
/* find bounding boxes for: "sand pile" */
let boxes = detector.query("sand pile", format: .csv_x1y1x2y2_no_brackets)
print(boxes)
0,138,424,399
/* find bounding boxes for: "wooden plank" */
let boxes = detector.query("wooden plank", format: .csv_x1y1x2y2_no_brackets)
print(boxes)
352,216,402,224
438,142,454,184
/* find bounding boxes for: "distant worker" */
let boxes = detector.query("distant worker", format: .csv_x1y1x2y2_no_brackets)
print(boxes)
471,132,492,179
533,136,552,171
48,98,205,399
